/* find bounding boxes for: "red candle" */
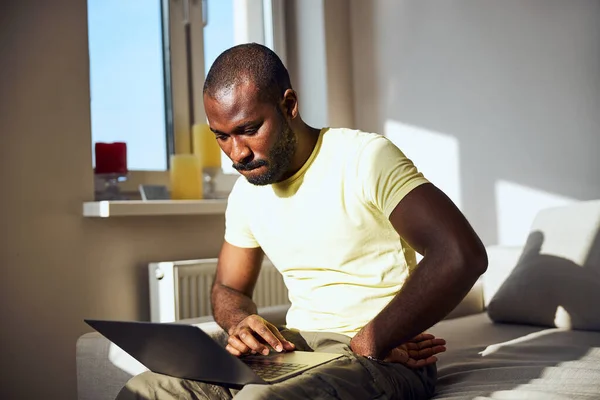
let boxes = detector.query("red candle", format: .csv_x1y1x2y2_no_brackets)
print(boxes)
94,142,128,175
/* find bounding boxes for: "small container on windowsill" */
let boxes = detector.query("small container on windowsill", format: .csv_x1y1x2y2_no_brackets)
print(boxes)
193,123,223,200
94,142,129,201
94,173,129,201
170,154,203,200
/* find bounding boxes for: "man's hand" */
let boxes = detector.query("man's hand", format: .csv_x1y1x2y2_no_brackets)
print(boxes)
381,333,446,368
226,314,296,357
351,332,446,369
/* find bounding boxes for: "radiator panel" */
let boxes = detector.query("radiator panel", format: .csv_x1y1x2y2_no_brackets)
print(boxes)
149,258,289,322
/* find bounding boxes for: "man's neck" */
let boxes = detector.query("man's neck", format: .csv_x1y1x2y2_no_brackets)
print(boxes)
284,123,322,180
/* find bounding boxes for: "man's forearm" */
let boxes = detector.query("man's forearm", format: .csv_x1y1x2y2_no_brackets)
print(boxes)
211,283,258,334
355,251,486,358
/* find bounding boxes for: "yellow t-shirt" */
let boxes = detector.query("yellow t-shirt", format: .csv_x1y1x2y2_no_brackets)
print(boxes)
224,128,429,337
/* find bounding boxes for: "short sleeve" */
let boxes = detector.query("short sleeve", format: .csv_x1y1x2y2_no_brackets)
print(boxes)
357,136,429,218
224,177,260,248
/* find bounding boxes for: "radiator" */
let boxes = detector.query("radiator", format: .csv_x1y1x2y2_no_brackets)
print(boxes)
149,258,289,322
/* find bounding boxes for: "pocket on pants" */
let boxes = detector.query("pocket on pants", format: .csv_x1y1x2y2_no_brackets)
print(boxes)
362,359,438,400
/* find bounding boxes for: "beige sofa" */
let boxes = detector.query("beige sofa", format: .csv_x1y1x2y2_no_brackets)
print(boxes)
77,200,600,399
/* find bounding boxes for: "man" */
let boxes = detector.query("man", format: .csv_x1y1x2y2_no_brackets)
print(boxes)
117,43,487,399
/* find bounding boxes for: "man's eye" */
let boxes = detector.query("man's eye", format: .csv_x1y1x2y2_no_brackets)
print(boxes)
245,128,258,135
216,135,228,141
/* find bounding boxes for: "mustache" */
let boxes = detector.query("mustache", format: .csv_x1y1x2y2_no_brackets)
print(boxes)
232,159,268,171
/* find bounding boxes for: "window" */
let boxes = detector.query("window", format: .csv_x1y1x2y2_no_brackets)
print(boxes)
203,0,234,78
87,0,286,177
87,0,168,171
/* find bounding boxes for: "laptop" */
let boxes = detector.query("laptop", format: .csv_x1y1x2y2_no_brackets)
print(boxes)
85,319,343,389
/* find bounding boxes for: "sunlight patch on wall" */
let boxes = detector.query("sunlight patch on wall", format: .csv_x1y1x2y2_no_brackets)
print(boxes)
495,180,576,246
384,120,462,209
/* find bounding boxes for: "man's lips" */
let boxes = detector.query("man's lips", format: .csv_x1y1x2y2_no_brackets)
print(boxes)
241,165,264,173
234,161,267,172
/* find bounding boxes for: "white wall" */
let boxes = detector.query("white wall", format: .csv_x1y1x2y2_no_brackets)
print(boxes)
285,0,354,128
0,1,224,398
285,0,329,127
350,0,600,245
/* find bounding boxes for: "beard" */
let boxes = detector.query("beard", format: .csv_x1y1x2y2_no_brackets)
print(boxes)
234,114,297,186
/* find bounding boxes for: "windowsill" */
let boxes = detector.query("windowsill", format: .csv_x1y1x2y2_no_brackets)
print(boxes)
83,199,227,218
86,170,238,217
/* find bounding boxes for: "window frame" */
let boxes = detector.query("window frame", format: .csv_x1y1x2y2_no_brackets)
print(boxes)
115,0,287,193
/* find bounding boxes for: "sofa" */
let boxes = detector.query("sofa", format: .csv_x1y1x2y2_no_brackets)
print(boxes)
77,200,600,399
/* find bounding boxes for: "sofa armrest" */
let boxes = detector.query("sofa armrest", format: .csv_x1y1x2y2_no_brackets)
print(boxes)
76,304,290,400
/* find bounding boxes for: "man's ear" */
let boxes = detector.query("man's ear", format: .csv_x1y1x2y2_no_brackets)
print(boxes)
281,89,299,120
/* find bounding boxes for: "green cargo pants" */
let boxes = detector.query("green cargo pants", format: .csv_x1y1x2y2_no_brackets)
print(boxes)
115,328,437,400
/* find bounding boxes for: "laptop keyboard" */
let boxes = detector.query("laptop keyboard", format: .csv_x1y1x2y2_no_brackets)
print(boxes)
242,358,308,380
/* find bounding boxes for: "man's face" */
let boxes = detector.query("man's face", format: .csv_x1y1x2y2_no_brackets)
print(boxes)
204,81,296,186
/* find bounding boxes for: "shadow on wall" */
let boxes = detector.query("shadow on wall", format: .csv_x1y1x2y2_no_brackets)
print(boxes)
349,0,600,245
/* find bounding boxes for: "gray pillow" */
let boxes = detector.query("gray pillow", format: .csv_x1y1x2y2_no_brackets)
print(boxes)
487,201,600,331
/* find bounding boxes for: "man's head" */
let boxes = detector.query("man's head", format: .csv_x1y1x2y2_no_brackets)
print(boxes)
203,43,298,186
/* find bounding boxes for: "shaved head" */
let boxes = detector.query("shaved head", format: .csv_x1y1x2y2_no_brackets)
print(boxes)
203,43,292,105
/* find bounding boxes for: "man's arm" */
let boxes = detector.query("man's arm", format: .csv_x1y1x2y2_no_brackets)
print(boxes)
351,183,488,359
211,241,295,356
211,241,263,332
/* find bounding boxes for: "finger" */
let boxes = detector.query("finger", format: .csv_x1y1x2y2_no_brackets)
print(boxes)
271,329,296,352
413,344,447,357
228,335,251,354
225,344,242,357
405,355,438,369
248,320,286,353
434,345,447,354
238,328,269,355
404,342,420,351
414,338,446,350
408,345,446,360
403,337,446,350
405,337,445,351
282,339,296,351
263,324,294,352
409,333,435,342
414,338,434,348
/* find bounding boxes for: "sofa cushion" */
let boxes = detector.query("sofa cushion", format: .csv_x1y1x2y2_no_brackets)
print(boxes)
77,332,136,400
481,245,523,307
444,278,484,320
487,200,600,330
430,313,600,399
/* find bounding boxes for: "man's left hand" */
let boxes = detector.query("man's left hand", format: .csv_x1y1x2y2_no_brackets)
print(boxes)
351,332,446,369
381,333,446,368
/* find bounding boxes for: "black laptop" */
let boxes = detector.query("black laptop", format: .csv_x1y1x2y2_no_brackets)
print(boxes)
85,319,342,389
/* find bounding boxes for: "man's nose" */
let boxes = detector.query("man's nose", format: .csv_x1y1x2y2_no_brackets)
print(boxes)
230,136,252,164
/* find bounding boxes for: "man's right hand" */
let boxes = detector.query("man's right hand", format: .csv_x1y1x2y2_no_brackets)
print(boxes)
226,314,296,357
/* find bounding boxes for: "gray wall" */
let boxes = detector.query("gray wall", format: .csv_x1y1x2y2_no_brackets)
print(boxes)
350,0,600,245
0,1,224,398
